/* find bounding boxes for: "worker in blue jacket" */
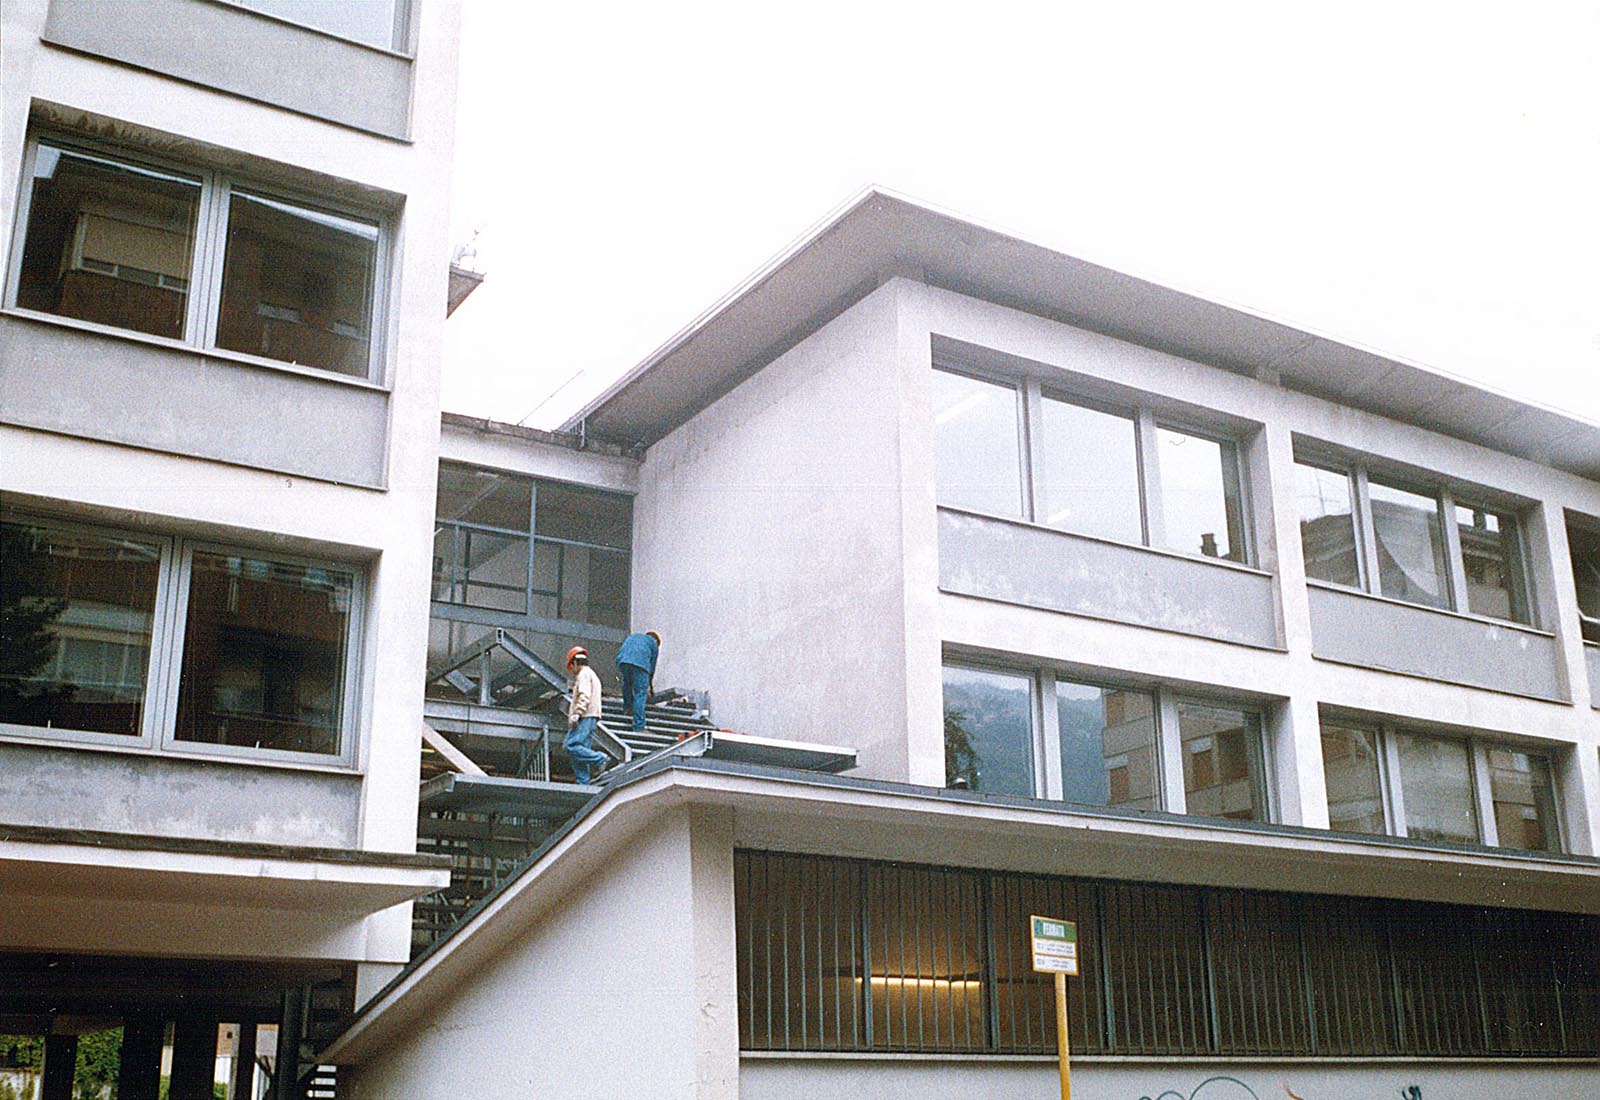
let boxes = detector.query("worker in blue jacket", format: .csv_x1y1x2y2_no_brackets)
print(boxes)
615,630,661,731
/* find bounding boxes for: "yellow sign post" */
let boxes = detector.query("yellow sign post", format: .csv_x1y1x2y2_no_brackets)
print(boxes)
1030,915,1078,1100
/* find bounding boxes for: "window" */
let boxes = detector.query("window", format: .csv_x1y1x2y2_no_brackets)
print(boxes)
1293,455,1533,625
0,515,360,761
1320,716,1562,853
735,850,1600,1058
228,0,411,51
7,135,387,380
1569,516,1600,644
932,367,1252,565
943,662,1269,821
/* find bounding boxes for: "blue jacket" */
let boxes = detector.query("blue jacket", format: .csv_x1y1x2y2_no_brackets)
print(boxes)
615,632,659,675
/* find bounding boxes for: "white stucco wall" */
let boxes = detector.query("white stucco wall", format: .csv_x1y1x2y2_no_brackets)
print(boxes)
631,281,927,782
740,1056,1598,1100
342,804,741,1100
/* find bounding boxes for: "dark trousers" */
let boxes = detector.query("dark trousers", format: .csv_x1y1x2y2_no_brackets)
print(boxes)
618,663,650,730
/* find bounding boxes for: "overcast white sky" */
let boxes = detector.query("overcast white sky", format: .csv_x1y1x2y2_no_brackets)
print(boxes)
442,1,1600,434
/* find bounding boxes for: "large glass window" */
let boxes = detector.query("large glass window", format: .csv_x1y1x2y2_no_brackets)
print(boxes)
1055,680,1157,809
1177,701,1266,822
1569,517,1600,644
229,0,408,50
13,143,201,339
0,522,162,737
215,192,378,377
931,366,1253,565
941,665,1034,795
1319,717,1562,852
1295,455,1533,625
1295,461,1360,587
1037,397,1140,543
1321,721,1385,834
1154,427,1246,561
932,370,1024,518
0,516,361,761
1368,478,1450,610
173,552,353,755
7,134,388,380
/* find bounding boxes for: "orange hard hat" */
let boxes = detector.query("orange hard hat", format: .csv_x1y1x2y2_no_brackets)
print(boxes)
565,646,589,668
646,630,661,644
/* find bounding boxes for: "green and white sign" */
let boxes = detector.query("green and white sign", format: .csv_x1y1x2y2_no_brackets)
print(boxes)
1031,915,1078,975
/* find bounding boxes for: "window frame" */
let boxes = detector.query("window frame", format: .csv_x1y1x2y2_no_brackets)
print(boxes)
1321,715,1564,853
932,363,1256,567
1293,452,1537,627
4,131,393,385
942,659,1273,822
0,512,365,769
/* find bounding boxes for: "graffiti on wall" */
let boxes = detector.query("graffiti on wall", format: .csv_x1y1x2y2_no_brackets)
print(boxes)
1135,1078,1423,1100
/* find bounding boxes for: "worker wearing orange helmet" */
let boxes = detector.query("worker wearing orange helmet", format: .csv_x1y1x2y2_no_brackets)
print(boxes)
614,629,661,732
564,645,608,784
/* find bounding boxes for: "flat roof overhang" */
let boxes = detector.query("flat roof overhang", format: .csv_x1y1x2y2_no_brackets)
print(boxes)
561,189,1600,480
322,758,1600,1063
0,824,451,957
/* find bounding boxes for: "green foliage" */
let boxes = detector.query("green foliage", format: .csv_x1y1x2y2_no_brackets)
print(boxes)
0,524,71,723
74,1029,121,1100
944,706,979,788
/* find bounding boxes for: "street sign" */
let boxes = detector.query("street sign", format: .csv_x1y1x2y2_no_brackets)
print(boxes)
1031,915,1079,976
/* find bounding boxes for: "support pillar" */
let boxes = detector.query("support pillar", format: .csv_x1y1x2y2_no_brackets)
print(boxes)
232,1023,258,1100
169,1017,219,1100
118,1015,166,1100
274,990,304,1100
41,1035,77,1100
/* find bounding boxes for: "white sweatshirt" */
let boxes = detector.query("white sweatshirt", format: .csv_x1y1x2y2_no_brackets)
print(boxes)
568,665,603,725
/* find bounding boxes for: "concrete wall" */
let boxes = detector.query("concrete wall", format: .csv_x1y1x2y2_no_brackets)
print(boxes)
0,742,361,847
0,0,464,970
343,805,740,1100
43,0,414,139
632,282,925,781
741,1056,1598,1100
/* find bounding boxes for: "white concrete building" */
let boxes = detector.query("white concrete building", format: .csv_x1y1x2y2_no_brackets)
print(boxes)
0,1,461,1096
322,192,1600,1099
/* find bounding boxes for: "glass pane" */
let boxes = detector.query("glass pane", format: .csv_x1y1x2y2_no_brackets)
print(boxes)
534,481,632,550
174,551,354,755
1321,721,1385,834
461,530,528,613
15,143,200,338
1295,463,1359,587
1568,520,1600,642
436,463,533,531
1179,702,1265,821
942,666,1034,795
216,191,378,376
0,522,160,736
1054,680,1158,809
932,370,1023,517
1487,749,1560,853
1369,479,1449,609
229,0,403,48
1038,396,1141,543
1155,427,1245,562
1456,506,1528,623
552,542,631,629
1395,732,1477,844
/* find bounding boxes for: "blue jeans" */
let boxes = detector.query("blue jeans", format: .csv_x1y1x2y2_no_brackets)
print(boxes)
565,716,608,784
618,663,650,730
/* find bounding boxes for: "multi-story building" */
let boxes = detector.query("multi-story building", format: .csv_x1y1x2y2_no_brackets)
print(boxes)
324,191,1600,1099
0,1,463,1097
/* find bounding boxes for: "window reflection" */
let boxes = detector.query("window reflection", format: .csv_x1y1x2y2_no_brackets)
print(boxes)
174,552,353,755
932,370,1024,517
1055,680,1158,809
0,523,160,736
1368,479,1449,609
942,666,1034,795
1038,397,1141,544
1456,506,1527,622
1295,463,1359,587
1321,721,1385,834
1395,733,1477,844
1487,750,1560,853
216,191,377,376
15,143,200,338
1155,428,1244,561
1178,702,1265,821
1567,520,1600,644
